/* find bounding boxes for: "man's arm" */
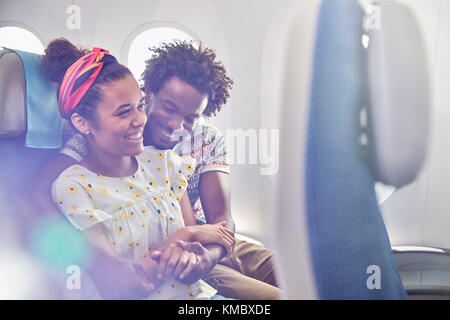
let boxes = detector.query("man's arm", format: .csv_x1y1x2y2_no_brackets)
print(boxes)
17,154,78,238
197,171,235,262
199,171,235,231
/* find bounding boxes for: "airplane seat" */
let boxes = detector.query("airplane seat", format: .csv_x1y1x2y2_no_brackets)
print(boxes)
0,48,72,298
274,0,429,299
0,48,60,228
364,2,449,299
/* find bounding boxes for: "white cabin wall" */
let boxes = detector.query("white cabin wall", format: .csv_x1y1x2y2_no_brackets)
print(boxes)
380,0,450,249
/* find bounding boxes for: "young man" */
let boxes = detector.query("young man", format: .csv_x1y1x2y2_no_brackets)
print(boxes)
26,41,281,299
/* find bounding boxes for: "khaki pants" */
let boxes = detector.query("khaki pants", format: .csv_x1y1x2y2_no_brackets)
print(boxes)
202,239,282,300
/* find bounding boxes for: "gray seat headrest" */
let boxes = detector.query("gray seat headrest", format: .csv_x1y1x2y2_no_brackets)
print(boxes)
0,49,27,136
366,2,430,187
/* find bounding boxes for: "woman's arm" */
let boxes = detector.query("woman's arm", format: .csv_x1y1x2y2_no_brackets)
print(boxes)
82,224,158,299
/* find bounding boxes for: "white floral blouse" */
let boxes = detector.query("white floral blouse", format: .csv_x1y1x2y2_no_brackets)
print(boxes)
52,146,217,300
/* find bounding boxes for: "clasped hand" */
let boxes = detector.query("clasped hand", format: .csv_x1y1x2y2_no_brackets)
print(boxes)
140,221,235,284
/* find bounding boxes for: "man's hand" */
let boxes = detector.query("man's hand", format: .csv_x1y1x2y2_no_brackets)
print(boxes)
174,240,219,285
188,221,236,256
150,243,198,281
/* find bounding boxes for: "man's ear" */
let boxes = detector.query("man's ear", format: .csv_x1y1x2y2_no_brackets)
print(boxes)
144,89,151,104
71,113,91,135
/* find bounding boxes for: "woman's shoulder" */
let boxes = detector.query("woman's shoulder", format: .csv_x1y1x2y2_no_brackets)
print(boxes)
54,163,94,185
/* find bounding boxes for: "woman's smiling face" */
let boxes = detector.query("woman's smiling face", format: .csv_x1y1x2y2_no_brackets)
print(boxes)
88,74,147,158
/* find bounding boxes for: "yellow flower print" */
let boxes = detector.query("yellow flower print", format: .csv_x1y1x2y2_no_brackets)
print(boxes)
168,160,173,169
125,201,134,207
185,163,194,172
97,174,105,179
163,178,170,187
156,167,163,173
97,187,109,196
126,240,134,248
163,232,168,241
148,179,157,188
140,222,147,229
176,195,181,202
159,194,164,200
87,214,98,222
144,158,152,164
126,183,135,191
168,217,175,224
117,177,125,183
134,240,142,249
71,166,81,171
156,208,163,218
152,195,160,205
66,185,78,195
140,167,145,173
56,198,64,206
78,174,86,179
129,174,137,181
111,241,118,249
168,191,175,199
113,216,120,222
179,178,187,187
115,204,123,211
132,190,143,201
156,152,165,160
70,204,79,212
169,281,177,288
114,189,120,194
144,186,151,192
140,207,149,217
82,182,94,193
116,225,124,236
127,211,136,219
120,211,128,221
171,202,179,211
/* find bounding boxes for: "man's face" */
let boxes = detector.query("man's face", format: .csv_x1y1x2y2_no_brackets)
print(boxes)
144,76,208,150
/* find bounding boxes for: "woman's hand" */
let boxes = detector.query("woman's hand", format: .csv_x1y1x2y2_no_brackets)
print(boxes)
150,243,198,281
87,251,156,300
188,221,236,256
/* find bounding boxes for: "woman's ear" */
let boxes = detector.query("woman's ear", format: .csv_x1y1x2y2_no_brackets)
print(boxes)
71,113,91,135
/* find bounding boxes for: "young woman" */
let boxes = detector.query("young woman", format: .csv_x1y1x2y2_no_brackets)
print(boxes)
45,38,234,299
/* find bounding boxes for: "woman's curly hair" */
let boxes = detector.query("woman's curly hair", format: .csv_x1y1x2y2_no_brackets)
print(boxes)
141,41,233,117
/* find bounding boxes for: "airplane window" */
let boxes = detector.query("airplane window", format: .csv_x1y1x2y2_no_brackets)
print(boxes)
0,26,44,54
127,27,195,82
